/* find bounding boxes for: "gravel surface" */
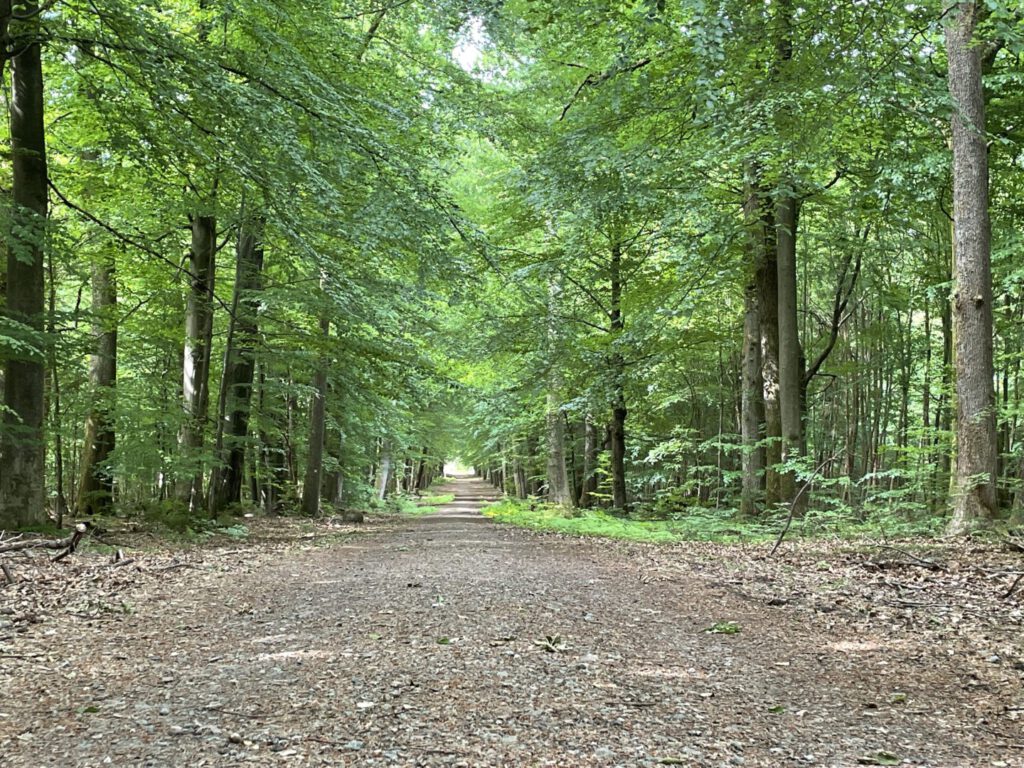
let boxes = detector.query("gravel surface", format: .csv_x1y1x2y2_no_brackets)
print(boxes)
2,477,1021,766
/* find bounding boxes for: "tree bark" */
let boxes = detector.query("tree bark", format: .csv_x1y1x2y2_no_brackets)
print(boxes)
609,242,628,512
375,440,392,501
545,278,573,505
545,390,572,505
301,316,330,516
756,200,783,508
0,5,48,528
77,256,118,516
740,281,765,516
178,214,216,511
776,194,803,510
209,220,264,514
945,1,998,533
578,415,599,507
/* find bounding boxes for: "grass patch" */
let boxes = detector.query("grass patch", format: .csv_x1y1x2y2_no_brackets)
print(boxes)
386,493,456,517
482,500,690,543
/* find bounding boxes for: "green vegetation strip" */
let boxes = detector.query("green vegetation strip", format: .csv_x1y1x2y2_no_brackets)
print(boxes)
483,499,943,543
397,493,456,517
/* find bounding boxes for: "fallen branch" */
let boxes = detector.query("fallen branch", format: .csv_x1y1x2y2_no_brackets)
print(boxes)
770,454,840,556
0,524,88,558
52,524,90,562
1003,572,1024,600
869,544,945,571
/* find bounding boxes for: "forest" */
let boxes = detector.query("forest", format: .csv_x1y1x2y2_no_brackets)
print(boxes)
1,0,1024,541
6,2,1024,766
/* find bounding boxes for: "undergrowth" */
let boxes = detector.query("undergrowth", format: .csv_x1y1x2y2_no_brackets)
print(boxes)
483,499,944,544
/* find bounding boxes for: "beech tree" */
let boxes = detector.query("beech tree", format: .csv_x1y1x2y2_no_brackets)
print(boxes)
1,0,1023,540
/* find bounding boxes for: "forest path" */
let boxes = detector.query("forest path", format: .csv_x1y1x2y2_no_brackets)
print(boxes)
3,477,1009,766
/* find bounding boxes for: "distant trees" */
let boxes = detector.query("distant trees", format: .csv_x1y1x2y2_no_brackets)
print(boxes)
1,0,467,527
455,0,1024,533
2,0,1023,536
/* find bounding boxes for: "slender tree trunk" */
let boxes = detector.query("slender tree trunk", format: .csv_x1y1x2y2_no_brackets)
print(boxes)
777,193,803,509
256,363,286,514
0,6,48,527
375,440,392,501
545,390,572,504
210,220,264,514
545,278,572,505
741,281,765,515
77,256,118,516
178,214,216,511
47,247,67,525
609,243,628,511
578,415,599,507
774,0,802,511
758,208,783,508
514,438,528,499
945,0,997,533
301,316,330,516
741,176,768,514
414,447,429,492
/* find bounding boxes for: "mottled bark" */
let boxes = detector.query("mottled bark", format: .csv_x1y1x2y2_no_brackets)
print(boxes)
301,316,330,516
776,194,802,510
77,257,118,516
741,281,765,516
945,1,998,533
210,221,264,514
756,199,783,508
609,243,628,512
578,416,599,508
178,214,216,511
545,278,572,506
375,440,392,501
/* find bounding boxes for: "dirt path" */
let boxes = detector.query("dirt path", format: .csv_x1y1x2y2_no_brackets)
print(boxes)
2,477,1020,766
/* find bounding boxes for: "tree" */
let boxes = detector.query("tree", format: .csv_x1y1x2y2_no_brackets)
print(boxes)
1,2,48,527
77,253,117,516
945,1,998,533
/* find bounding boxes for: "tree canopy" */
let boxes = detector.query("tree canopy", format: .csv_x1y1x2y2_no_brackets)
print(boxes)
1,0,1023,539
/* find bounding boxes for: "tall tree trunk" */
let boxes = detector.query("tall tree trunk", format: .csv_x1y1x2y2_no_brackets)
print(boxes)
414,447,429,492
77,255,118,516
255,363,286,514
945,0,997,533
375,440,392,501
608,242,628,512
0,5,48,528
545,278,572,505
741,281,765,515
178,214,216,511
47,246,67,525
578,415,599,507
514,438,528,499
773,0,802,511
741,175,767,515
301,316,330,516
757,203,783,508
776,194,803,510
210,219,264,514
545,390,572,505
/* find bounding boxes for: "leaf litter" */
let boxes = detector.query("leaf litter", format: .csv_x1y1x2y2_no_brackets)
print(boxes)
2,484,1022,766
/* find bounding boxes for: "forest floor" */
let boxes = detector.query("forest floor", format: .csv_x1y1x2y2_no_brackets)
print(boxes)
2,478,1024,767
